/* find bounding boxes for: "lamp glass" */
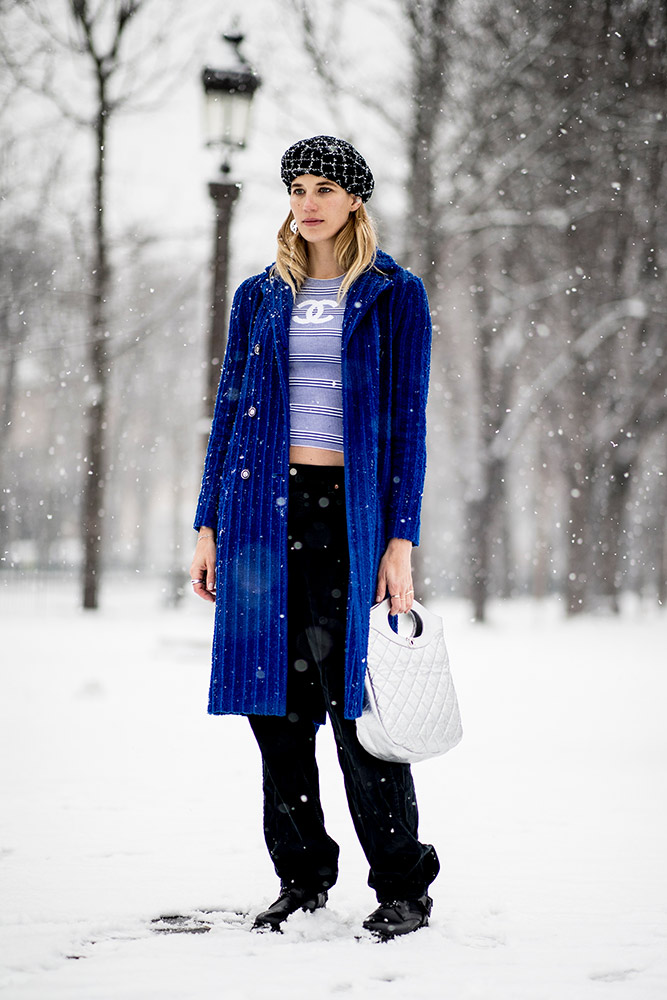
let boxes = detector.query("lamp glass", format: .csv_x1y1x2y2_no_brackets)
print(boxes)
204,89,252,149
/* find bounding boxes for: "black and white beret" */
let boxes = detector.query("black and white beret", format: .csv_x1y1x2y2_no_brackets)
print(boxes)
280,135,374,203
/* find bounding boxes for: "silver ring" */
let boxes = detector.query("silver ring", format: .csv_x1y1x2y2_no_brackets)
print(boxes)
391,593,400,599
191,579,203,584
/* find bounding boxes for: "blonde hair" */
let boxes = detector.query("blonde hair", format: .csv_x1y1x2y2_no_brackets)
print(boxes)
274,203,378,300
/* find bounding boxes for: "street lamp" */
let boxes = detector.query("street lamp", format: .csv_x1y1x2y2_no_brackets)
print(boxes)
201,33,261,417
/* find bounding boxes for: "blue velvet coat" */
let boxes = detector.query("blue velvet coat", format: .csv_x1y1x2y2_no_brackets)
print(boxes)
194,249,432,720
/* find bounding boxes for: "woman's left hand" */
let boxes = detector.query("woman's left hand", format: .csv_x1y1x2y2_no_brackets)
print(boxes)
375,538,414,615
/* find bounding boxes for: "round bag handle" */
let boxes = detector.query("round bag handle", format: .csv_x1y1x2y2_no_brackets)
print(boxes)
370,599,439,648
388,606,424,638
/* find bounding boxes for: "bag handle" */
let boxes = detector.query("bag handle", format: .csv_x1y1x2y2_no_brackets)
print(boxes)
369,599,439,648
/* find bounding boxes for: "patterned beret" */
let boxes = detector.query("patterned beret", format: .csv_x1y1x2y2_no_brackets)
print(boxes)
280,135,374,202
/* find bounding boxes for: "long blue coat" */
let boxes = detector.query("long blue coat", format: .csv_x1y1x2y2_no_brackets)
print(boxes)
194,249,432,720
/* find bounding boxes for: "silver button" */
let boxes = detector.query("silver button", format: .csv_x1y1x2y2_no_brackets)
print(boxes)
253,344,260,355
247,406,257,417
240,468,251,480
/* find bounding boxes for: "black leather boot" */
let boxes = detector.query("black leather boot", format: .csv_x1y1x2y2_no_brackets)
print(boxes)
253,886,328,931
362,895,432,939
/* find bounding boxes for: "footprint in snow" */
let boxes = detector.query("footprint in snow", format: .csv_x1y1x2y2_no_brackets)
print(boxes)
589,968,642,983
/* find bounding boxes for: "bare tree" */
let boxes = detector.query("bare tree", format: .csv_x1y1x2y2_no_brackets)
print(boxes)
67,1,140,607
400,0,452,293
1,0,195,606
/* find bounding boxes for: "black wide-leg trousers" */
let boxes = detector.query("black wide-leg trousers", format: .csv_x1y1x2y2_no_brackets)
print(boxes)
248,464,439,903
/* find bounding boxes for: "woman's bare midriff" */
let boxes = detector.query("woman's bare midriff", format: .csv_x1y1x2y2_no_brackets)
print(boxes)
289,446,345,467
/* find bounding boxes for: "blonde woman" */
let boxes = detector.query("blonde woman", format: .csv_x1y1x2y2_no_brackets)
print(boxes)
190,136,438,938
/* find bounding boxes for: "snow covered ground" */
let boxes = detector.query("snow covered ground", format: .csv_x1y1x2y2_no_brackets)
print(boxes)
1,577,666,999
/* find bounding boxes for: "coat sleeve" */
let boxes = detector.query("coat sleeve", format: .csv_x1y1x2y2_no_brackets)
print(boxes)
193,278,255,530
385,273,432,545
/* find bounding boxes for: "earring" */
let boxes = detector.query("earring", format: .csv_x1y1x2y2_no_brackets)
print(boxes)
289,219,299,234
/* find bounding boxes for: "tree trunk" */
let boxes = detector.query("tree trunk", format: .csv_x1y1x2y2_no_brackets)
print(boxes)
0,325,18,560
597,456,634,613
467,494,490,623
656,435,667,608
466,455,504,622
532,437,552,600
81,97,110,609
564,455,595,616
403,0,451,300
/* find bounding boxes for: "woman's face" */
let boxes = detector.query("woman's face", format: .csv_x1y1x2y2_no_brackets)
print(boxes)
289,174,361,246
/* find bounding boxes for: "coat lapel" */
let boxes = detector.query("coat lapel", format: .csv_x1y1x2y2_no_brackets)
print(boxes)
264,272,293,410
342,264,393,348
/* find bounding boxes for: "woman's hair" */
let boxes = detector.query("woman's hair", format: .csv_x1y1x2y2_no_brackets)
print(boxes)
274,203,377,300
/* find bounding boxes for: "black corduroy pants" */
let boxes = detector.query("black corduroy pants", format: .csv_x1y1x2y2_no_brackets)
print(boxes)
248,464,439,902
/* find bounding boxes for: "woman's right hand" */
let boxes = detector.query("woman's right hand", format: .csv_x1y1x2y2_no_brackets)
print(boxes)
189,532,216,603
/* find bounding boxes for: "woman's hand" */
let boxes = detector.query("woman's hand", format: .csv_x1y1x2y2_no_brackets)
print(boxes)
189,531,217,603
375,538,414,615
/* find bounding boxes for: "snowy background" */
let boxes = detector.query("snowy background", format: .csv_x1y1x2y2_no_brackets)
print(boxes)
2,0,665,617
2,2,667,996
1,580,666,999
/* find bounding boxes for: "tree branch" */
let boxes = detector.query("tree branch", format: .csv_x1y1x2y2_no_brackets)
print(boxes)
489,299,650,461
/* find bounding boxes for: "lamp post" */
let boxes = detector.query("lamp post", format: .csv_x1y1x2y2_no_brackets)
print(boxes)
201,33,261,417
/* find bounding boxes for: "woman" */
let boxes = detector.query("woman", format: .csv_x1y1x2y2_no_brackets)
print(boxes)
190,135,438,938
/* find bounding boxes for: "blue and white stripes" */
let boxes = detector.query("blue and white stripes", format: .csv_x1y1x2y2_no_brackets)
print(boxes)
289,276,345,452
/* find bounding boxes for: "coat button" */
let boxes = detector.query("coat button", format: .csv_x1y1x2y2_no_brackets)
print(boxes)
240,468,251,480
247,405,257,417
253,344,261,355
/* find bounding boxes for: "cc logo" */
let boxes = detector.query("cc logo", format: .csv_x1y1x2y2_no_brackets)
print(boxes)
293,299,338,324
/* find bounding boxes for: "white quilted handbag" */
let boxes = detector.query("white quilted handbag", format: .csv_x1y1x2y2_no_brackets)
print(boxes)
356,599,462,764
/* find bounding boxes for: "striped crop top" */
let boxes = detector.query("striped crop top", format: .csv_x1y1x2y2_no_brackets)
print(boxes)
289,275,345,453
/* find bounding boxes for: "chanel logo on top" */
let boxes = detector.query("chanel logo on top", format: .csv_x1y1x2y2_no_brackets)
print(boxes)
293,299,338,325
